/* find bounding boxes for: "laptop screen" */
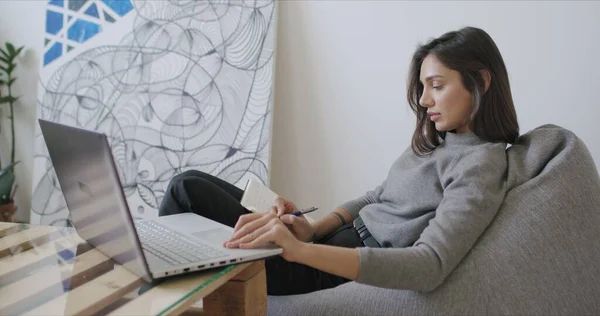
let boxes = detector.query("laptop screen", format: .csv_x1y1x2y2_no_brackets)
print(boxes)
39,120,152,283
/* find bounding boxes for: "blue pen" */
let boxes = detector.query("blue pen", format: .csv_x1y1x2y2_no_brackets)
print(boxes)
290,207,319,216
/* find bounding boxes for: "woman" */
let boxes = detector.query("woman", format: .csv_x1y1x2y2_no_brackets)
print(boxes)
159,26,519,295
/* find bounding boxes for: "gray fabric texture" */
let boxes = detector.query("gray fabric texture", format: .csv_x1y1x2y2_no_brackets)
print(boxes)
268,124,600,315
339,131,507,291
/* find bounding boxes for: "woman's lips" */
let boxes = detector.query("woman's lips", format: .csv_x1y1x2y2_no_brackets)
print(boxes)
428,112,441,121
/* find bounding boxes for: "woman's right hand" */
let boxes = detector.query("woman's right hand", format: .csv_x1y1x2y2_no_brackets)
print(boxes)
272,196,298,216
272,197,316,242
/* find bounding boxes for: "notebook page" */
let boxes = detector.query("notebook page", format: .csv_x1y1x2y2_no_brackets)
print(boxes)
240,179,279,212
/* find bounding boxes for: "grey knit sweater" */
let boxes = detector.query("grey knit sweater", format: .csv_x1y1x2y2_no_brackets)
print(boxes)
339,131,508,292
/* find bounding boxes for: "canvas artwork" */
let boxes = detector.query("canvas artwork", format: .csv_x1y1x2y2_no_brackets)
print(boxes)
31,0,278,226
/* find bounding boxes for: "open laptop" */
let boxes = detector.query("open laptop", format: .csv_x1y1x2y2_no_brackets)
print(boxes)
39,119,282,282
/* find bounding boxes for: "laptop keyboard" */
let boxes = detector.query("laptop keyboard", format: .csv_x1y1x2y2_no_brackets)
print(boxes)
135,220,227,266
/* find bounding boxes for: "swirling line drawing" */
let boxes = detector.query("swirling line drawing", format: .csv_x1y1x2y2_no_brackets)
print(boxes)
32,0,277,226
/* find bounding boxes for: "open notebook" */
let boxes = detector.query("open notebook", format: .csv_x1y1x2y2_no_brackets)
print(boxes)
240,179,315,222
240,179,279,213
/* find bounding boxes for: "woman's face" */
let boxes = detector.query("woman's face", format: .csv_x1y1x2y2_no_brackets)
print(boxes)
419,54,474,134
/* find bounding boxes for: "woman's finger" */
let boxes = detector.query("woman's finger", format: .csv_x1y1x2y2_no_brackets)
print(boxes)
239,227,278,249
274,197,286,216
226,224,272,248
229,212,276,242
233,212,263,233
285,201,298,212
279,214,299,225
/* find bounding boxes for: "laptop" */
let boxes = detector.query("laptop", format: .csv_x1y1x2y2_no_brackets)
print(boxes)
39,119,282,282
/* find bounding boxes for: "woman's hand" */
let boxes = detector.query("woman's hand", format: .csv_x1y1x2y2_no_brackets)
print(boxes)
226,210,361,281
224,211,306,262
278,213,316,242
271,197,316,242
272,196,297,216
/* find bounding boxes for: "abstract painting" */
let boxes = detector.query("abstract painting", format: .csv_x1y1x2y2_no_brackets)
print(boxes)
31,0,278,226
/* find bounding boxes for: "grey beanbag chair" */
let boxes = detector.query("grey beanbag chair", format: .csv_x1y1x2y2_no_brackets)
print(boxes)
268,124,600,315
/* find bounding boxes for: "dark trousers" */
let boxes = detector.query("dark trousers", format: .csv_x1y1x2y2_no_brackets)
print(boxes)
159,170,363,296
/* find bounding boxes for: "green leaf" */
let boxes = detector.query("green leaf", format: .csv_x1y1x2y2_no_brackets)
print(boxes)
7,63,15,74
0,162,17,200
6,43,15,56
0,96,16,104
8,78,16,86
0,48,8,59
0,55,7,64
15,46,24,56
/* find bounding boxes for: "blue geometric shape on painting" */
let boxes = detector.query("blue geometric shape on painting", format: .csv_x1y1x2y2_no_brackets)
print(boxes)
43,0,133,66
84,3,100,18
68,20,101,43
103,11,116,23
44,42,62,65
46,10,63,35
101,0,133,17
48,0,64,8
68,0,89,12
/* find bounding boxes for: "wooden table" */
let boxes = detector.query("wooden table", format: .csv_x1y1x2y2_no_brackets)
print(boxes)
0,222,267,315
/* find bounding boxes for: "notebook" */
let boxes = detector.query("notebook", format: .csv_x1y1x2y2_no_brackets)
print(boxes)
240,179,279,213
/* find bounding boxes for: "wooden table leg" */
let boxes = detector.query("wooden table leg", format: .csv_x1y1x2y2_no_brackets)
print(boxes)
203,261,267,316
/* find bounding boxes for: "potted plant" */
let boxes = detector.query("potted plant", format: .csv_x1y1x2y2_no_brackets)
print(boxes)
0,42,24,222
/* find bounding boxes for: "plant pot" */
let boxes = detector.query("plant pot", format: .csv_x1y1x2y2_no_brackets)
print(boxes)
0,201,16,222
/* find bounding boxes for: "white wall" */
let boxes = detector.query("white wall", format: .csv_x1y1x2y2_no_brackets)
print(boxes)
0,1,599,222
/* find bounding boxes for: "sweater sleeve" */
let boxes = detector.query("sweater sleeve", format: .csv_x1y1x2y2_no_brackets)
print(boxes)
338,181,386,220
355,144,507,292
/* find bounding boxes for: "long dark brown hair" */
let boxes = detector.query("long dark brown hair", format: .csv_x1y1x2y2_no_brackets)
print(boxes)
407,26,519,156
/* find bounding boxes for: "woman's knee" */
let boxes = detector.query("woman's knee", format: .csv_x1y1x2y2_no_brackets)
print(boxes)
168,172,213,195
160,175,213,216
172,170,209,182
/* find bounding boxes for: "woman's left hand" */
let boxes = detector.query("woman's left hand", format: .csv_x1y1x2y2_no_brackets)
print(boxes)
224,211,303,262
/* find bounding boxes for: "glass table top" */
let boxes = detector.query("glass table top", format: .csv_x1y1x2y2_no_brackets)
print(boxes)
0,222,240,315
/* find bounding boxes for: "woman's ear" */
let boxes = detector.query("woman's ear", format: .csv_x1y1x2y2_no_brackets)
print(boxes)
480,69,491,93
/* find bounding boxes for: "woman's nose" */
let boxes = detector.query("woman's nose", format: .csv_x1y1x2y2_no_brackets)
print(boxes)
419,91,433,108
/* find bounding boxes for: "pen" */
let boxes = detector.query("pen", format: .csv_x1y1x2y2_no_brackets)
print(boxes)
290,207,319,217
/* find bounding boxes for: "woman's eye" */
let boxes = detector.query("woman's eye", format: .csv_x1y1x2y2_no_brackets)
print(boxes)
432,85,442,90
